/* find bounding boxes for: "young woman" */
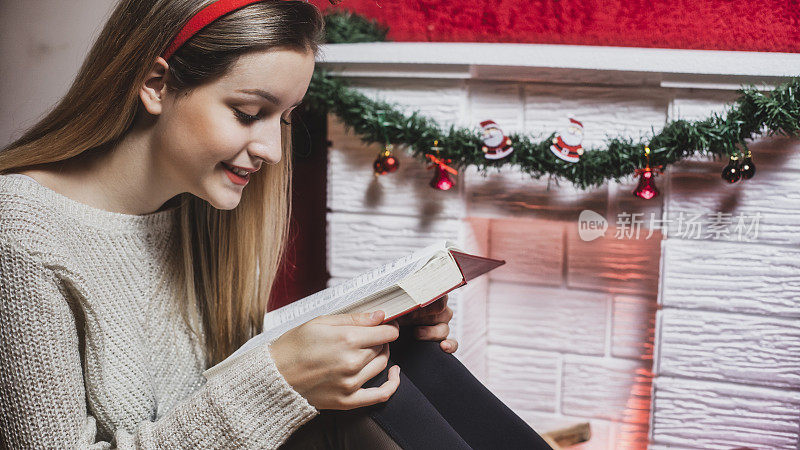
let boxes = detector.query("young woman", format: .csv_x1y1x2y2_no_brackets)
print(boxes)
0,0,551,448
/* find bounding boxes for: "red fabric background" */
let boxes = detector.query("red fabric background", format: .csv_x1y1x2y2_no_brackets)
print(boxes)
312,0,800,53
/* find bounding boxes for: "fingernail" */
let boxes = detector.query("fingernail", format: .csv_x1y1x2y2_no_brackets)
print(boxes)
443,342,451,351
371,311,382,320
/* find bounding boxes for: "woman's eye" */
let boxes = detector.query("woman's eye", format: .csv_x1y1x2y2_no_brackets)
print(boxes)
233,108,294,125
233,108,261,124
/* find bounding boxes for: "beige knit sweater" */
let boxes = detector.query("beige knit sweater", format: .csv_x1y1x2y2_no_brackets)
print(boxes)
0,173,318,449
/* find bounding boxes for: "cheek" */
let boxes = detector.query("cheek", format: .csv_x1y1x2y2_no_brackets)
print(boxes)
165,103,243,170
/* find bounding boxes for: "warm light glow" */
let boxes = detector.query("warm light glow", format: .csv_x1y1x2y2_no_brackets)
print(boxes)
429,164,455,190
436,177,454,190
638,189,656,199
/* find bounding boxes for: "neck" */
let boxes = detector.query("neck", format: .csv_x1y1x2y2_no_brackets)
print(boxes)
31,122,181,216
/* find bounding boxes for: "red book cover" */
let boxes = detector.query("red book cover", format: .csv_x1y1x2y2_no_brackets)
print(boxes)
382,249,505,323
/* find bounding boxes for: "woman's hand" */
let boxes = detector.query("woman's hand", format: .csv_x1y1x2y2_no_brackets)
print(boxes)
268,310,401,411
397,294,458,354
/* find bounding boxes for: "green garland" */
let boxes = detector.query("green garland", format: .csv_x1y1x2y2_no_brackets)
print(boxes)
309,11,800,190
323,9,389,44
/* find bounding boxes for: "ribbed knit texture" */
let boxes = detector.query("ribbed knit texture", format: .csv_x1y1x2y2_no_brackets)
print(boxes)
0,173,318,449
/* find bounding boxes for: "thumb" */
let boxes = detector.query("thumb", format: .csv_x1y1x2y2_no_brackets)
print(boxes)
317,310,385,327
351,310,386,326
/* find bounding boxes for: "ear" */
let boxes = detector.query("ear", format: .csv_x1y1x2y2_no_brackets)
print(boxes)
139,56,170,115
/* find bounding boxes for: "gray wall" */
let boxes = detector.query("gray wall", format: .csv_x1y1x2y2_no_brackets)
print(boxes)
0,1,117,147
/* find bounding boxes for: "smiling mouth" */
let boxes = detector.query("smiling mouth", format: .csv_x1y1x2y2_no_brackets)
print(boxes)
221,162,250,185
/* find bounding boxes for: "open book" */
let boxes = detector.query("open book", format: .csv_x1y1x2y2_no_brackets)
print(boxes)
203,239,505,379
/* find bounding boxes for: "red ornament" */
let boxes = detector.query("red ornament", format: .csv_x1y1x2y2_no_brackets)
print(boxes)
721,149,757,183
739,150,756,180
633,169,659,199
425,142,458,191
429,165,456,190
373,144,399,175
632,146,663,200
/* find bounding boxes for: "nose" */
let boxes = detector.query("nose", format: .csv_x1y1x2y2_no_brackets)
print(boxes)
248,123,283,167
248,141,281,167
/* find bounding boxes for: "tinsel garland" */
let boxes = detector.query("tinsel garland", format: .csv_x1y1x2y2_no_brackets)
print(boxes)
322,9,389,43
308,11,800,190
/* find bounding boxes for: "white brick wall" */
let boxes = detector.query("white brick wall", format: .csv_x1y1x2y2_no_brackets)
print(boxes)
646,95,800,450
326,71,800,449
650,377,800,449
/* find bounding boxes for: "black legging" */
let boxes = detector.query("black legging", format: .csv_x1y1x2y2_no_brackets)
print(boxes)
360,326,552,449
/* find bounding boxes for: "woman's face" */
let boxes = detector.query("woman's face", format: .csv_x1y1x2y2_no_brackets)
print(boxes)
152,47,315,210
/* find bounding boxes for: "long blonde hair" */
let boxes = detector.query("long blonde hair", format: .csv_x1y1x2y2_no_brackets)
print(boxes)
0,0,325,367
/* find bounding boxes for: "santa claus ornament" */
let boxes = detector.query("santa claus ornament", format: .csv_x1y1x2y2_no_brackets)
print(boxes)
550,116,585,163
480,120,514,160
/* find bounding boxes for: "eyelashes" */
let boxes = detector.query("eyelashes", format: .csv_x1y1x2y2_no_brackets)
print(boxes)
233,108,293,125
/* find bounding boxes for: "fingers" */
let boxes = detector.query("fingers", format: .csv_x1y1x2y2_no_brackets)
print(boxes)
349,343,385,371
316,310,385,327
351,343,390,387
314,311,399,348
340,365,401,410
424,295,448,314
412,320,458,353
409,306,453,326
414,322,450,341
415,295,449,317
386,320,400,331
342,323,399,348
398,296,448,325
440,338,459,353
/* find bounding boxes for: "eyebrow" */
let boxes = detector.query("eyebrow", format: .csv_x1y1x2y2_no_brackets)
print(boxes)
236,89,303,107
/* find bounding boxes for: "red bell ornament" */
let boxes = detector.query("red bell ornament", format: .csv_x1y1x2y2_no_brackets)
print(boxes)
633,169,659,199
425,142,458,191
429,165,455,190
632,146,663,200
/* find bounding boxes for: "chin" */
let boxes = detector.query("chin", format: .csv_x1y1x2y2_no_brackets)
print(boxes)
201,190,242,211
212,198,242,210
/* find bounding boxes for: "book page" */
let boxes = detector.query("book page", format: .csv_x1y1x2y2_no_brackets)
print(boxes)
397,251,464,304
225,241,456,362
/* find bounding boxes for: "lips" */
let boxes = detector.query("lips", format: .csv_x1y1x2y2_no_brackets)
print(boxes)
222,162,255,175
222,163,250,185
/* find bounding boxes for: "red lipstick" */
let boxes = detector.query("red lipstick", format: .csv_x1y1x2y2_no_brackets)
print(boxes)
222,163,249,186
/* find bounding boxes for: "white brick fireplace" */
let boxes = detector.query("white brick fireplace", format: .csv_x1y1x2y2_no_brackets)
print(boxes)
318,43,800,449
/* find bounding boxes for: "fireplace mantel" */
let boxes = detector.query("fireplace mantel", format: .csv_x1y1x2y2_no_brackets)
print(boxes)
316,42,800,90
321,41,800,449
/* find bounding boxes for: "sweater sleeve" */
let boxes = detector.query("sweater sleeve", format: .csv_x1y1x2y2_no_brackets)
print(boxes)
0,237,318,449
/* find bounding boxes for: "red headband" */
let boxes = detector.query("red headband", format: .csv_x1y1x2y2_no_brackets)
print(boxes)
163,0,271,60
